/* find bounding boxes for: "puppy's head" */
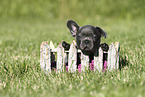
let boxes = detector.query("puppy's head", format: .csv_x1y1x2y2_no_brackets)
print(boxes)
67,20,107,55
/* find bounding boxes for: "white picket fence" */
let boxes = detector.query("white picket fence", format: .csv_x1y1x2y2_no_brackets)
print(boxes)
40,40,120,73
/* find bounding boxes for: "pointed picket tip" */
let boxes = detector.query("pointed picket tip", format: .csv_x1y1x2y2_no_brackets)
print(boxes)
94,47,103,72
115,42,120,69
40,41,45,70
115,42,120,52
107,43,113,70
44,44,51,73
57,44,64,73
40,41,47,71
40,41,44,48
50,40,57,52
40,41,51,74
107,43,117,71
68,41,77,73
110,43,115,48
49,40,54,48
99,47,103,71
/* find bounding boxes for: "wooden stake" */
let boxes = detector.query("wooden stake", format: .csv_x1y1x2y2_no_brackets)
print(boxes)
81,52,89,72
57,45,64,73
115,42,120,69
94,47,103,72
68,41,77,73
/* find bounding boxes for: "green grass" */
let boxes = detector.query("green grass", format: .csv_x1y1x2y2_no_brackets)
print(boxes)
0,0,145,97
0,18,145,97
0,0,145,19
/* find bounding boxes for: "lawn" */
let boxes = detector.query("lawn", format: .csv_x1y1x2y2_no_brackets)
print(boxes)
0,0,145,97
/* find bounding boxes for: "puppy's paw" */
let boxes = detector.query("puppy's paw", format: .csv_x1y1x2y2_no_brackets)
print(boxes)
62,41,70,50
101,43,109,52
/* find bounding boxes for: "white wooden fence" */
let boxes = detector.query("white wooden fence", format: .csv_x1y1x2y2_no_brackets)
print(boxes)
40,41,120,73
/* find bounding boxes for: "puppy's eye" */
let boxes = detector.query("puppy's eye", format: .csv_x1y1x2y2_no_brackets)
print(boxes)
93,36,97,40
78,35,82,38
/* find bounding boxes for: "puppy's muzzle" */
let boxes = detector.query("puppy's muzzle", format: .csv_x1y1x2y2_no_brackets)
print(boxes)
84,39,90,44
82,39,92,51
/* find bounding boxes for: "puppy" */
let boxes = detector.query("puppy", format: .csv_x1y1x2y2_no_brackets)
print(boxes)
63,20,107,55
62,20,109,67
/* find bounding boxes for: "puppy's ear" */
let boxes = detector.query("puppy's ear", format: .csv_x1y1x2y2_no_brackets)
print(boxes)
96,26,107,38
67,20,80,37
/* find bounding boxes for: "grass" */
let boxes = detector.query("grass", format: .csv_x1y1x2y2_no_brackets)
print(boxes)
0,18,145,97
0,0,145,19
0,0,145,97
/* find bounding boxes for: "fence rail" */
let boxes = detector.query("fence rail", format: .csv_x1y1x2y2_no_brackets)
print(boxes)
40,41,120,73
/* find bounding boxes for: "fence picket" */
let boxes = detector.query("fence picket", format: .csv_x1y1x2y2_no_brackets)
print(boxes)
68,41,77,73
115,42,120,69
45,43,51,73
107,43,112,70
40,42,45,70
81,52,89,72
63,53,67,65
94,47,103,72
40,41,51,73
107,43,116,71
57,45,64,73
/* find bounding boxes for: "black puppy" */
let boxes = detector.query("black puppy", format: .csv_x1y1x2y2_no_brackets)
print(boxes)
63,20,107,55
62,20,109,66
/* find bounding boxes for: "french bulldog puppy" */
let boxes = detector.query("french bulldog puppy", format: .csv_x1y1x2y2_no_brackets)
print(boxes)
62,20,108,66
65,20,107,55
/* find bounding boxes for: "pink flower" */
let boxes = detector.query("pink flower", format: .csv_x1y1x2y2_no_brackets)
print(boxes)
78,64,81,72
66,66,68,72
103,60,107,72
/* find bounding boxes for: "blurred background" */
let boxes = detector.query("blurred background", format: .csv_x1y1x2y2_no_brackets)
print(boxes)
0,0,144,20
0,1,145,96
0,0,144,47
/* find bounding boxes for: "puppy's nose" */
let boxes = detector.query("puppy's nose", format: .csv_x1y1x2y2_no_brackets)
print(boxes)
84,40,90,44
